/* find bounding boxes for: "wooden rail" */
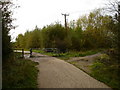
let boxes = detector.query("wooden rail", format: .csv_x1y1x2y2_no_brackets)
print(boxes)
14,48,24,58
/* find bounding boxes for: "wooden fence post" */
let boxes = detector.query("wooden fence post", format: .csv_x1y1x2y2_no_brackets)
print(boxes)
22,49,24,58
30,48,32,57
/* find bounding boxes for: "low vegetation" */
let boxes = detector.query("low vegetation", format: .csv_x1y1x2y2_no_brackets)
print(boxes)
33,49,102,60
90,54,120,89
2,53,39,88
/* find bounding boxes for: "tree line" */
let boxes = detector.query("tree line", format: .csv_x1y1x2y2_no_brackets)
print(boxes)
2,0,119,58
15,8,119,53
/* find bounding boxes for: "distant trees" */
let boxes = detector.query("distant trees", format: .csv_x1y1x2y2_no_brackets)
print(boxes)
15,7,117,52
27,29,42,48
76,9,113,49
15,34,24,48
42,24,66,48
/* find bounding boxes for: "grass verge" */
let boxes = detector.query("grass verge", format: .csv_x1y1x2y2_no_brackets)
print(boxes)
2,53,39,88
90,54,120,90
33,49,101,60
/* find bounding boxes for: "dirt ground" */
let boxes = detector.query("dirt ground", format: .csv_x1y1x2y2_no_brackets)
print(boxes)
67,53,102,73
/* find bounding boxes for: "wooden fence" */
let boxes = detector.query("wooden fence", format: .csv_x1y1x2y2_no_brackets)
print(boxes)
14,48,24,58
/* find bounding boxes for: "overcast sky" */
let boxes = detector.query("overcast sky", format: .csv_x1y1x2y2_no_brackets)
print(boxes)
10,0,109,41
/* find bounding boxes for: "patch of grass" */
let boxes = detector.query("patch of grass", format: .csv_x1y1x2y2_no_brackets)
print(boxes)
90,54,120,90
2,56,39,88
33,49,101,60
33,49,44,54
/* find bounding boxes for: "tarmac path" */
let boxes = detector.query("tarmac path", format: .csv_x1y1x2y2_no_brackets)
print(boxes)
24,51,111,88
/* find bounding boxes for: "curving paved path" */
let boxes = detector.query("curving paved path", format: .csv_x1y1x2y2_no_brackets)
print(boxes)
24,52,111,88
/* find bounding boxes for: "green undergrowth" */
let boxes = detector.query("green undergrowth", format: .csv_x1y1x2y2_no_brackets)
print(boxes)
33,49,102,60
2,53,39,88
90,54,120,89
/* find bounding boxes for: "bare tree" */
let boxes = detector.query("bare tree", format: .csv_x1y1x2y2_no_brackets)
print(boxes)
105,0,120,21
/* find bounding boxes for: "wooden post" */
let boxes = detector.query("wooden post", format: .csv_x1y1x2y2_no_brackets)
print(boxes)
22,49,24,58
61,13,69,31
30,48,32,57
